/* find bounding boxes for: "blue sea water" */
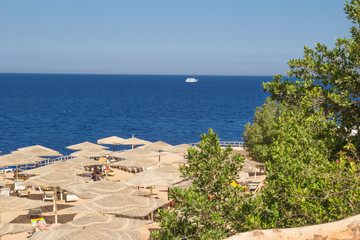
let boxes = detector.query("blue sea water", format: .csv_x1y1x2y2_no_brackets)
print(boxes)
0,73,270,155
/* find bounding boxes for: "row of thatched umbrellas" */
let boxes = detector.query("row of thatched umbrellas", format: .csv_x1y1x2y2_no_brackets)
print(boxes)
0,135,263,239
0,136,188,239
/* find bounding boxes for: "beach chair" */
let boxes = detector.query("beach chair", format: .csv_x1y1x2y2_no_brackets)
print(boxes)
0,188,10,196
4,183,14,192
99,157,108,164
42,191,54,201
104,166,115,176
18,188,30,198
65,193,79,202
14,179,24,192
239,172,250,179
30,217,48,233
28,208,42,219
246,181,260,191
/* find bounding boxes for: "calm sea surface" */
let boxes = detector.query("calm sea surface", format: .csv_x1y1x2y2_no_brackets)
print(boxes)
0,73,270,155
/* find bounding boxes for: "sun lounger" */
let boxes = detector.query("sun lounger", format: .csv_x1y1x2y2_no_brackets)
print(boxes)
246,181,261,191
18,188,30,197
42,191,54,201
28,208,42,219
30,217,48,233
0,188,10,196
239,172,250,179
14,180,24,192
4,183,14,191
65,193,79,202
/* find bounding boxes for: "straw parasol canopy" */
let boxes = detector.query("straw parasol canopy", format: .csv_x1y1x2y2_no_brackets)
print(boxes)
0,195,51,214
14,145,62,157
136,141,172,152
62,181,148,199
0,153,46,179
162,143,190,154
120,136,152,149
65,156,104,166
70,149,113,158
21,172,87,224
241,160,265,178
68,193,169,218
47,214,151,231
0,222,32,236
0,153,44,166
110,157,158,168
123,165,183,188
0,179,6,187
21,161,88,175
66,141,109,151
30,228,141,240
21,171,87,188
97,136,126,151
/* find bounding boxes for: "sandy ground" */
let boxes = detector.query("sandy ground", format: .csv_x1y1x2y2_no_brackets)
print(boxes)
1,150,264,240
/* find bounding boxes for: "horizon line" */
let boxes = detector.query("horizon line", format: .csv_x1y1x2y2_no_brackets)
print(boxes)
0,72,279,77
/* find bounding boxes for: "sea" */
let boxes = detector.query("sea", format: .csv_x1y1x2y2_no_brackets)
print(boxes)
0,73,270,155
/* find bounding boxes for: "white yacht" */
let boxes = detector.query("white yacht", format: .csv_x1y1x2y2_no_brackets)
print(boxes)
185,78,199,83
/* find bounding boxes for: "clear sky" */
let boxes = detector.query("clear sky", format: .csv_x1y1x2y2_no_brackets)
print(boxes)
0,0,352,76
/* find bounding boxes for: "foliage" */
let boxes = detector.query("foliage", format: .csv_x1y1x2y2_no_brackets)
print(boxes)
152,129,245,240
249,105,360,228
243,98,283,163
263,0,360,150
155,1,360,238
237,103,360,231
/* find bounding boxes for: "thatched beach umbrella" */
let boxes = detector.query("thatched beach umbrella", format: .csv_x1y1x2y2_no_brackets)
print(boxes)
14,145,62,157
97,136,126,151
0,153,46,179
120,136,152,149
66,141,108,151
62,181,147,199
0,222,32,237
136,141,172,152
70,149,113,158
21,172,87,224
162,143,190,154
110,157,158,169
0,195,51,221
68,193,169,218
65,156,103,166
242,160,265,178
30,228,141,240
0,179,6,187
123,165,183,197
124,165,182,188
22,161,88,175
0,195,51,213
46,214,151,231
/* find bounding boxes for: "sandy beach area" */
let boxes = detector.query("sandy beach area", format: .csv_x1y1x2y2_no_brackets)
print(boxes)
0,147,265,240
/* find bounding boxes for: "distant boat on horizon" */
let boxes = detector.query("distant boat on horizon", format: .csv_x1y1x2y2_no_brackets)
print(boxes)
185,78,199,83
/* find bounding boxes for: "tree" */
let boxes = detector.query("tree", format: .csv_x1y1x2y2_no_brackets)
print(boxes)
152,129,245,240
263,0,360,150
240,0,360,230
243,98,283,163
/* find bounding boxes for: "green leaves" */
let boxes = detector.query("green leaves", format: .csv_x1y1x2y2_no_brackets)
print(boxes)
153,129,245,239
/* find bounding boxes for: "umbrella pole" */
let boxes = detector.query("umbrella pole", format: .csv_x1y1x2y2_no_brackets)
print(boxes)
113,145,115,151
3,167,5,180
53,187,58,224
16,165,18,180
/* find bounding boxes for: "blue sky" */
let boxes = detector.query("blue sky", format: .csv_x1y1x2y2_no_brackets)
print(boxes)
0,0,352,76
